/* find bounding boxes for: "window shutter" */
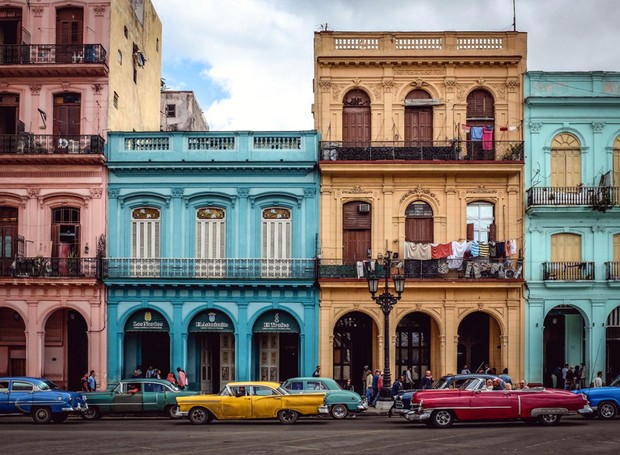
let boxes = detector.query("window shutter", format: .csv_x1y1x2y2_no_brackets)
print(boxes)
51,224,60,257
74,224,81,257
489,223,496,242
466,223,474,241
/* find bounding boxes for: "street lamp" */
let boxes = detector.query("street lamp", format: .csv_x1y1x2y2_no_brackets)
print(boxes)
366,251,405,399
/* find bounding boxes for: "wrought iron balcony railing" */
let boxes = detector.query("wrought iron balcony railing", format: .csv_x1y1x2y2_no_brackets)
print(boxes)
320,140,523,162
542,262,595,281
0,257,99,278
606,262,620,281
0,134,105,155
0,44,107,65
103,258,316,280
319,258,523,280
528,186,619,208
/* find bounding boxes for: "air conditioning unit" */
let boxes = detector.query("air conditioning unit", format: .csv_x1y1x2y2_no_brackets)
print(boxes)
358,204,370,213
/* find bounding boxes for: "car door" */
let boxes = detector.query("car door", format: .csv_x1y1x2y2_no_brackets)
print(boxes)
0,380,9,413
9,380,35,413
112,382,143,413
250,385,283,418
467,390,517,420
142,381,164,412
219,386,252,419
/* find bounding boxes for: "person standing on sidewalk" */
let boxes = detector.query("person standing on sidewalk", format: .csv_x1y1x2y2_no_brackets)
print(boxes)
177,367,187,390
365,369,374,404
420,370,433,389
312,365,321,377
88,370,97,391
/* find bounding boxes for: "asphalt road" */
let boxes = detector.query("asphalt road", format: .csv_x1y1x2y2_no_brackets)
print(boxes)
1,414,618,455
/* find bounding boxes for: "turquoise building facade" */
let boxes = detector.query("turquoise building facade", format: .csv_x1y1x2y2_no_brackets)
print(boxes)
524,72,620,386
104,131,320,391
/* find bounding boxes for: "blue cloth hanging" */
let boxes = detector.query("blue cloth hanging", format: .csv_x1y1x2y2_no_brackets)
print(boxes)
470,127,483,140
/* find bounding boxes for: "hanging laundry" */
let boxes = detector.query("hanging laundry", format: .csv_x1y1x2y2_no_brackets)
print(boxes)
495,241,506,258
461,124,471,133
469,241,480,257
508,126,518,131
509,239,518,255
499,126,508,132
482,126,494,151
478,242,490,257
448,241,468,269
470,127,483,141
431,242,452,259
404,242,432,260
356,261,365,279
489,241,497,258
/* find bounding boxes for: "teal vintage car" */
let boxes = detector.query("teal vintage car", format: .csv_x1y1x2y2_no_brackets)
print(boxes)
82,378,197,420
281,377,367,419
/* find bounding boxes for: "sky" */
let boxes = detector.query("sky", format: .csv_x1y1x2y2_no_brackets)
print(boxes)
150,0,620,131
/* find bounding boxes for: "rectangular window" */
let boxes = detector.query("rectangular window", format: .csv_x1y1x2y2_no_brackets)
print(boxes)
166,104,176,118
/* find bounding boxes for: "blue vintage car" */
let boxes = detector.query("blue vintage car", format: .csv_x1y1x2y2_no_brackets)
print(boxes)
281,377,367,419
0,376,88,423
392,374,500,418
573,374,620,419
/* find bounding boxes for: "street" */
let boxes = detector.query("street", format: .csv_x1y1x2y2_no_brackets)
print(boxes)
0,414,618,455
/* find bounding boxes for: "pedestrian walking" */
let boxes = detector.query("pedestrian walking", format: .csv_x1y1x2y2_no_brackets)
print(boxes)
177,367,187,390
81,372,90,392
167,371,177,385
88,370,97,391
593,371,603,387
362,365,371,396
312,365,321,377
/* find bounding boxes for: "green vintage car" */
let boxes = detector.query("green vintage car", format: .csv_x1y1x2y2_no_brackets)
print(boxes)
82,378,197,420
281,377,367,419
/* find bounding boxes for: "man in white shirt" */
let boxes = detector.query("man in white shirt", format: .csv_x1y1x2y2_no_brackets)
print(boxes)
593,371,604,387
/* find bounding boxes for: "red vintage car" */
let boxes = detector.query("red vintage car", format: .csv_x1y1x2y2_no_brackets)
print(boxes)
405,377,592,427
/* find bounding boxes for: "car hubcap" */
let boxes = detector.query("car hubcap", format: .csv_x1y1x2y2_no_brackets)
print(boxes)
542,414,556,423
600,404,615,418
192,409,205,422
333,406,347,419
436,411,450,425
282,410,293,421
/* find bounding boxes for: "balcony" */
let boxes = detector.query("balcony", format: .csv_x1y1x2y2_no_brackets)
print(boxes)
606,262,620,281
0,134,105,157
0,257,99,279
528,186,619,209
0,44,108,77
319,140,523,162
103,258,316,281
319,258,523,280
542,262,595,281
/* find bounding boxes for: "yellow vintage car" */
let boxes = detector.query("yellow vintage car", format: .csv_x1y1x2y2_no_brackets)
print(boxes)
176,381,329,424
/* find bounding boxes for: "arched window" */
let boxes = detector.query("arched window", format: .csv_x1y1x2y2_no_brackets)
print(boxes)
550,133,581,187
405,201,433,243
342,201,371,263
404,90,432,145
131,207,160,259
342,89,371,146
466,89,495,160
196,207,226,277
466,202,495,242
262,208,291,277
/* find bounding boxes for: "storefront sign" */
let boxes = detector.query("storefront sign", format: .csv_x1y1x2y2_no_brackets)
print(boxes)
189,310,234,332
124,310,169,332
253,311,300,333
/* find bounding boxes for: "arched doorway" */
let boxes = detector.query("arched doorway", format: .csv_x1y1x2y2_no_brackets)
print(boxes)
44,308,88,390
123,309,170,379
187,309,235,393
396,312,433,388
0,307,26,376
252,310,299,382
606,306,620,385
404,89,432,145
333,312,374,392
342,89,371,146
457,312,501,375
543,306,585,388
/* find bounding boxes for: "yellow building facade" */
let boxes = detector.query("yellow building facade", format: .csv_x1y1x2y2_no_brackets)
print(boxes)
314,31,527,391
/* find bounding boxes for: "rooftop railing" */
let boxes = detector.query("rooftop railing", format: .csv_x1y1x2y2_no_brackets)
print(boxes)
0,43,107,65
0,134,105,155
320,140,523,162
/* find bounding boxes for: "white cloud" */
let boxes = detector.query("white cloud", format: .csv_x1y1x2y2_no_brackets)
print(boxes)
152,0,620,130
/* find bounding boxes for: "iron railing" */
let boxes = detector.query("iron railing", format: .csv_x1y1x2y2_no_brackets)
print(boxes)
528,186,619,207
0,257,99,278
319,258,523,280
103,258,316,280
542,262,595,281
320,140,523,162
606,262,620,281
0,44,107,65
0,134,105,155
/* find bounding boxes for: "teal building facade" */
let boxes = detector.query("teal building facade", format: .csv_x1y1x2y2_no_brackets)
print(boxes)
524,72,620,386
104,131,320,391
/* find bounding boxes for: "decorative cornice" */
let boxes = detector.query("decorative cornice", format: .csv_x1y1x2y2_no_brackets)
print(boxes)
467,185,495,194
108,188,120,199
109,166,313,177
529,122,542,133
318,79,331,93
171,188,184,198
90,187,103,199
92,83,104,94
400,185,439,204
343,186,368,194
93,5,106,16
303,187,316,198
237,188,250,198
592,122,605,133
382,79,394,93
27,188,40,199
29,84,42,95
32,6,44,17
393,69,443,76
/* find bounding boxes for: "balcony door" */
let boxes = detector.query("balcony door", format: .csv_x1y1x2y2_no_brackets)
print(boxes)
56,7,83,63
0,8,21,64
131,208,160,277
196,207,226,277
342,89,371,146
261,208,291,278
53,93,81,152
405,201,433,243
550,233,581,280
0,93,18,135
613,136,620,186
466,89,495,159
343,201,371,264
0,206,18,276
550,133,581,188
404,90,433,146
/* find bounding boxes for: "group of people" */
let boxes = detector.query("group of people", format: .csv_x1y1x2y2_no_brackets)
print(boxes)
130,365,188,389
80,370,97,392
482,377,529,391
552,363,588,390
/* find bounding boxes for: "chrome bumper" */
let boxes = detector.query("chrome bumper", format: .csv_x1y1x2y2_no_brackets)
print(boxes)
578,405,594,415
318,405,330,414
357,404,368,412
62,402,88,412
178,411,189,417
405,410,431,421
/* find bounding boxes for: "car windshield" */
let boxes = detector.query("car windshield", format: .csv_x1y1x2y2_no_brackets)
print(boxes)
434,377,451,389
38,380,59,391
609,375,620,387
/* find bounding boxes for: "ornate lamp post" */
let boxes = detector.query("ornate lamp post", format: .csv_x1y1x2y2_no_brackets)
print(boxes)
366,251,405,399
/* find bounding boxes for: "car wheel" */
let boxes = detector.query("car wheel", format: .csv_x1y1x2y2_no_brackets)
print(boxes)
52,413,68,423
188,407,212,425
278,409,299,424
32,407,52,424
537,414,561,426
597,401,618,420
430,410,454,428
82,407,100,421
167,405,181,419
331,404,348,420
